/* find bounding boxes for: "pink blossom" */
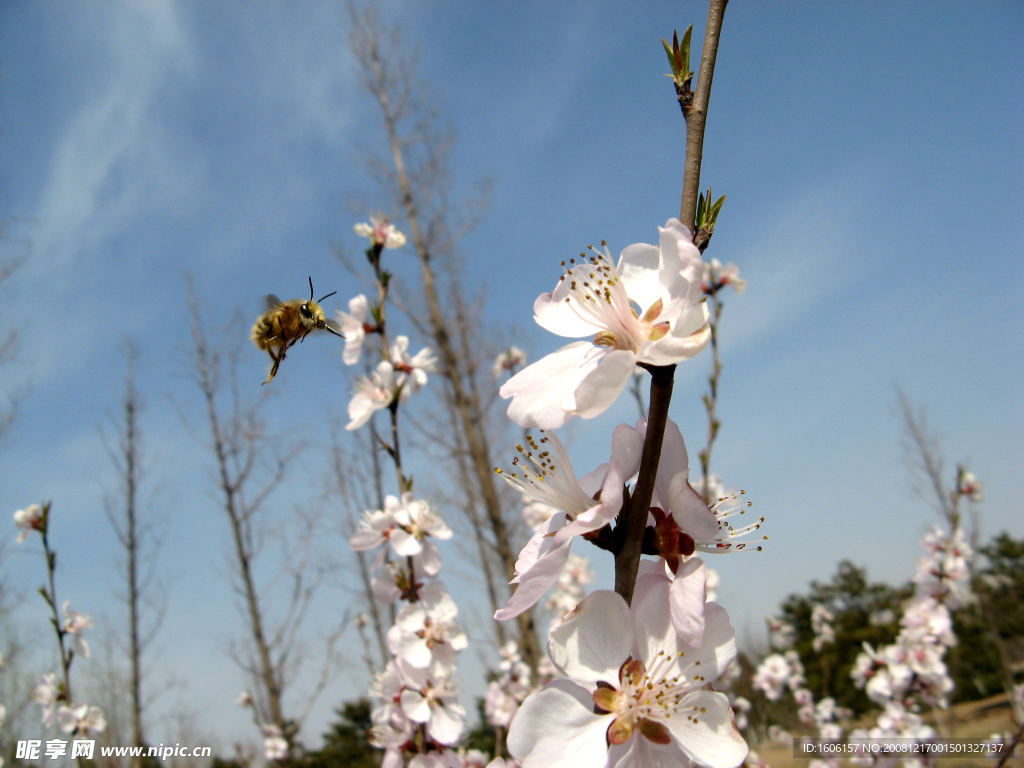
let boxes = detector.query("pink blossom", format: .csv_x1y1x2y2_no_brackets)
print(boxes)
13,504,43,543
391,336,436,392
752,654,792,702
500,219,710,429
33,673,60,727
811,604,835,652
397,659,466,746
262,724,288,761
57,704,106,736
493,347,527,378
388,581,467,670
346,360,407,431
702,259,747,295
355,215,407,249
955,469,983,502
62,602,93,659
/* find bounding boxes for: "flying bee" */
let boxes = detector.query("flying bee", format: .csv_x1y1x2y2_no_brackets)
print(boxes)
251,277,344,384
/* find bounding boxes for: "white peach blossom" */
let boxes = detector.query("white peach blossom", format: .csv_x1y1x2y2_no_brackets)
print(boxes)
398,659,466,746
702,258,747,295
493,428,642,621
391,336,436,393
507,586,747,768
57,704,106,736
62,602,93,659
262,724,288,761
33,673,60,727
388,581,467,670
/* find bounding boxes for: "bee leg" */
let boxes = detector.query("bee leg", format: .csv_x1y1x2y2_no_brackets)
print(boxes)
263,349,282,385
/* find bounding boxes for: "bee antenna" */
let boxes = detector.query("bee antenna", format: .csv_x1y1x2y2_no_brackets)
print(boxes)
317,290,337,303
308,276,314,302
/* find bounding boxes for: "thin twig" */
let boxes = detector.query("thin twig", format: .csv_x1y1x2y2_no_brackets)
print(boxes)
680,0,729,229
995,719,1024,768
699,292,723,504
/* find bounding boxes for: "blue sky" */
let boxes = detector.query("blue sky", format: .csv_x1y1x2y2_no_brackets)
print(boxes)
1,0,1021,752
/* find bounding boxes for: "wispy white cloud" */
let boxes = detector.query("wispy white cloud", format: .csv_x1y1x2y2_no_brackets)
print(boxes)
32,4,199,278
16,4,361,383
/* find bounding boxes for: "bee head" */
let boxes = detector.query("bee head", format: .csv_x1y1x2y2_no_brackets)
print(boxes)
303,300,325,322
304,277,342,335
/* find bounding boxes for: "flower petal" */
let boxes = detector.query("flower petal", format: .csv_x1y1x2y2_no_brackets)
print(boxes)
657,219,703,308
429,703,464,746
661,690,748,768
548,590,631,687
349,528,384,551
534,288,608,338
610,421,645,481
495,535,571,621
669,558,707,649
506,679,611,768
511,512,567,581
667,475,721,541
400,689,431,723
608,736,693,768
650,417,689,510
390,528,423,557
501,342,606,429
632,582,736,684
617,242,662,315
573,348,638,420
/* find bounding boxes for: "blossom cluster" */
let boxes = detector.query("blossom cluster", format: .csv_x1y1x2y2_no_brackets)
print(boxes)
752,650,806,703
811,604,836,653
483,642,534,731
848,522,974,765
493,416,764,629
345,335,437,431
350,492,468,765
752,640,850,768
347,397,463,758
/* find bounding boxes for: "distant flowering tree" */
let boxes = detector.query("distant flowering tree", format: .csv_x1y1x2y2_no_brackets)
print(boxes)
848,519,974,758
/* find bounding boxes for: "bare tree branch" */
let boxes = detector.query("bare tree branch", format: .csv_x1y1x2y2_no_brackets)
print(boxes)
182,280,329,753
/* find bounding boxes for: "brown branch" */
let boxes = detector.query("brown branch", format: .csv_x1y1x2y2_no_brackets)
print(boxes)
615,365,676,606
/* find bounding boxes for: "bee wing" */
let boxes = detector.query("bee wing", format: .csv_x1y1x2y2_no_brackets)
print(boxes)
265,294,284,310
323,318,345,338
